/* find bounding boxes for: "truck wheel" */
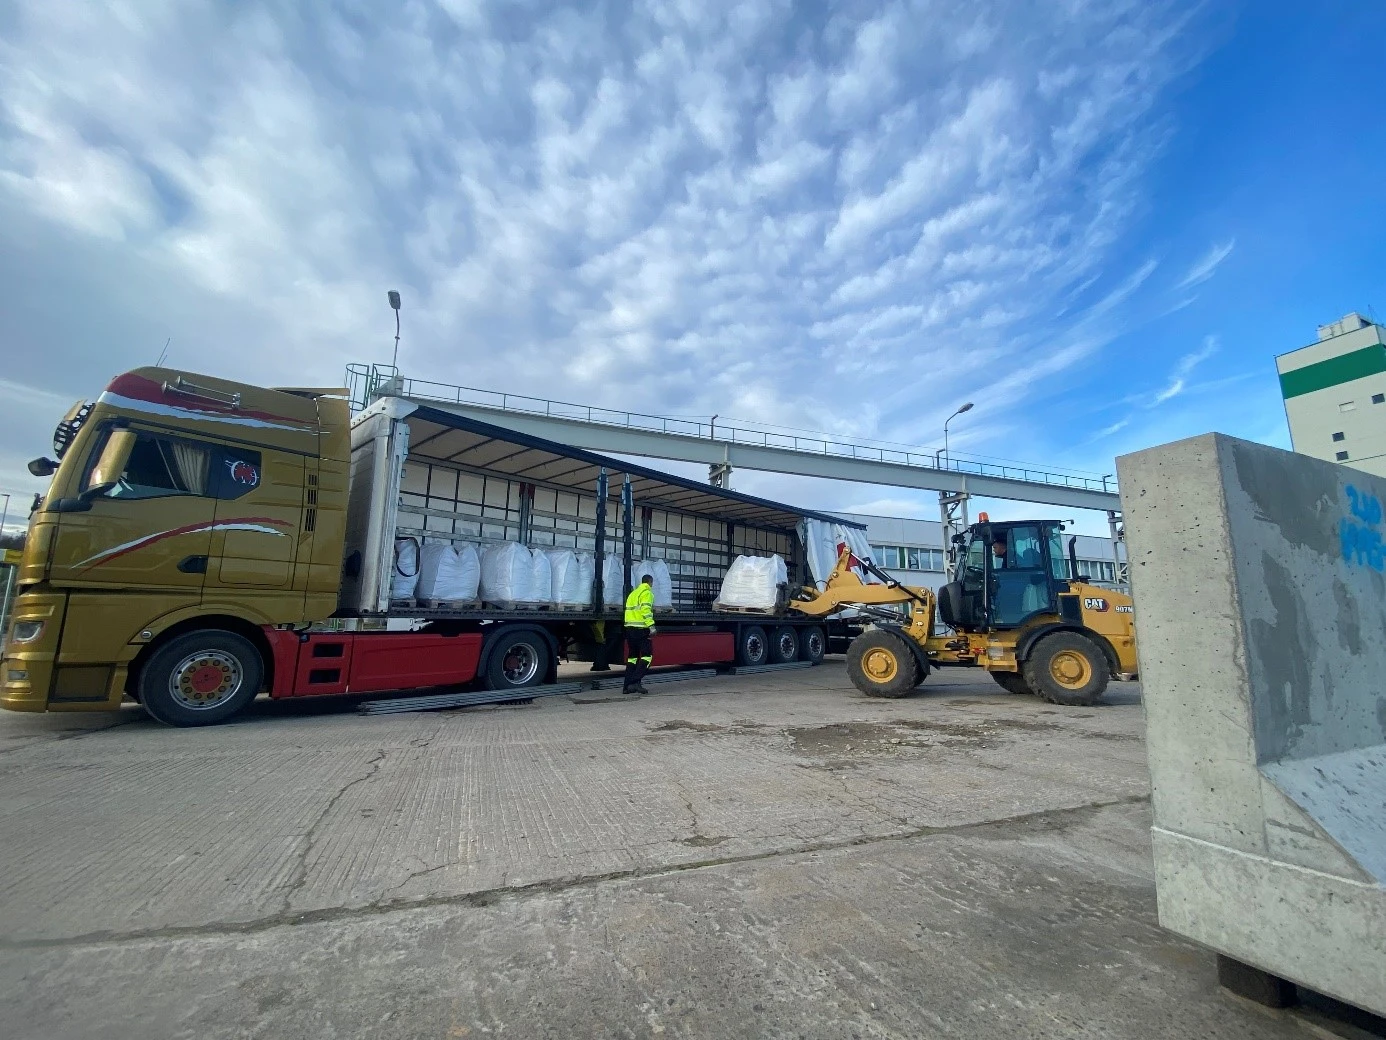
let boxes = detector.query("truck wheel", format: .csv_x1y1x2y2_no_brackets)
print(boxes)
138,630,264,727
991,671,1033,695
770,625,799,664
1023,632,1109,706
800,626,826,664
736,625,768,666
484,632,550,690
846,630,917,698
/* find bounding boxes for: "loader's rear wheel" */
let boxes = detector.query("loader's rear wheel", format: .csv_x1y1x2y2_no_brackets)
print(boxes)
847,630,917,698
991,671,1033,695
1023,632,1109,706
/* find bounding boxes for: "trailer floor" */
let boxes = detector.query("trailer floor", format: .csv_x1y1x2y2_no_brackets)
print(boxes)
0,664,1350,1039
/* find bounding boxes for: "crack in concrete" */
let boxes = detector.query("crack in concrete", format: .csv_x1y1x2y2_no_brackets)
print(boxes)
277,748,386,913
3,794,1150,952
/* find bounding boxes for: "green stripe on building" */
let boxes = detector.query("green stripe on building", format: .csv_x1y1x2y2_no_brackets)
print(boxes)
1280,344,1386,399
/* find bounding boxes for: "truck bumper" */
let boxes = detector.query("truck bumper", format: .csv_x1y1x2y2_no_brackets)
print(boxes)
0,592,64,712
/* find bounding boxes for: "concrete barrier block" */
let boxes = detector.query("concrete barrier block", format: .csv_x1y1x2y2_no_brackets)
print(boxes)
1118,433,1386,1016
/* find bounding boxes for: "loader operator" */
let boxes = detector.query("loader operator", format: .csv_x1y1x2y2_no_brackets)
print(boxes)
623,573,656,695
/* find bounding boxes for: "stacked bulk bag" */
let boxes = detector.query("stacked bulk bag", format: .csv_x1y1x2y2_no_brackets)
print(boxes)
601,554,625,607
576,552,596,607
416,540,481,603
634,559,673,610
481,541,539,604
546,549,587,607
530,548,553,604
713,554,787,611
391,537,420,601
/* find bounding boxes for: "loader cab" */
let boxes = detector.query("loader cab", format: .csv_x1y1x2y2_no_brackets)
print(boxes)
938,520,1069,631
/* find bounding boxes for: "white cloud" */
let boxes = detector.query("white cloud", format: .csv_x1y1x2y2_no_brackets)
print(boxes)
1175,238,1235,290
1150,334,1219,405
0,0,1209,496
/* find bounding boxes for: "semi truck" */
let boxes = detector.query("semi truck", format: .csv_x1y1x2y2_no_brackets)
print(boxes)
1,368,866,726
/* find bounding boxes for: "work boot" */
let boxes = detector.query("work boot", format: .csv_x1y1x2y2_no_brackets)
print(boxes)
634,684,650,695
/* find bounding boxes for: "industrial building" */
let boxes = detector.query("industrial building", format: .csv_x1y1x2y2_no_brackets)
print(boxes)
834,512,1128,595
1277,312,1386,477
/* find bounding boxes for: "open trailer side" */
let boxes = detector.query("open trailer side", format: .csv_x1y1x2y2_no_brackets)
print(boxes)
264,398,869,699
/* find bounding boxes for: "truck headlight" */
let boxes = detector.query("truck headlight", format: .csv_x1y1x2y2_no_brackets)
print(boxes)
10,621,44,643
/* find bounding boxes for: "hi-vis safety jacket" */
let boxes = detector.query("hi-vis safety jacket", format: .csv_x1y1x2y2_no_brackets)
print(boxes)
624,583,655,628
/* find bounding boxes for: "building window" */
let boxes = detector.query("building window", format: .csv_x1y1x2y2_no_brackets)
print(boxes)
871,544,945,572
1374,394,1385,404
1336,451,1350,461
1333,432,1346,442
1340,401,1356,412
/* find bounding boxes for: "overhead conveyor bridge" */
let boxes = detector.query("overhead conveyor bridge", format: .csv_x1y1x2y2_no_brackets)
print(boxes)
346,365,1122,514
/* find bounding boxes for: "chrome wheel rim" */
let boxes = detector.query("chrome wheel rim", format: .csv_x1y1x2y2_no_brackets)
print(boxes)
745,634,764,662
501,643,539,685
170,650,243,710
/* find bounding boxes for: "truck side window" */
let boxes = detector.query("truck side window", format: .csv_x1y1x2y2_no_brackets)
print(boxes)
88,431,210,500
207,449,263,501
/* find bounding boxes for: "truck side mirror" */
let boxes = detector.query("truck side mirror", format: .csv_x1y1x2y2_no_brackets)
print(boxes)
83,429,137,499
27,457,57,477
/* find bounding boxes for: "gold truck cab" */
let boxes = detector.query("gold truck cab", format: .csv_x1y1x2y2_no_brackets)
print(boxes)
2,369,349,722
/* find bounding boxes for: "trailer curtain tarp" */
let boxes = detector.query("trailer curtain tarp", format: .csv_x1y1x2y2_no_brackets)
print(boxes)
799,519,876,589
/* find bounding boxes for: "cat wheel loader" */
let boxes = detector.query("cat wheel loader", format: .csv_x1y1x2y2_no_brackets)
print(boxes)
792,519,1137,706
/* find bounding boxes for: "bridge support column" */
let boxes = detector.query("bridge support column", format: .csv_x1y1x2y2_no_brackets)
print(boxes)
939,491,970,581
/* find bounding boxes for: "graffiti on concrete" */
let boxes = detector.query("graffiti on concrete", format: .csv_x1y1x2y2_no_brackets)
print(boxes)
1341,485,1385,571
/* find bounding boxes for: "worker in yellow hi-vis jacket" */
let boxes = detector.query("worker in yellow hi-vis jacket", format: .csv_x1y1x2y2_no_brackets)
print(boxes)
623,572,656,695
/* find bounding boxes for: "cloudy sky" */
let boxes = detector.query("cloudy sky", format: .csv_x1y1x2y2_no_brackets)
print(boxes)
2,1,1383,534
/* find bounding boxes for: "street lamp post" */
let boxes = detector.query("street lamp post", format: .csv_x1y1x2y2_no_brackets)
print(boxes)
938,402,974,583
0,494,9,539
942,402,974,470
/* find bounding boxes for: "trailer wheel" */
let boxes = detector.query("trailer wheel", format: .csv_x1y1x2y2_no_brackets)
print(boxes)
736,625,768,666
846,630,917,698
1023,632,1109,706
138,629,263,727
484,632,550,691
769,625,799,664
991,671,1033,695
800,626,826,664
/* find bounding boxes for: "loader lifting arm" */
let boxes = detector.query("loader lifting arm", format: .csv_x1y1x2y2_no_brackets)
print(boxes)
791,547,939,656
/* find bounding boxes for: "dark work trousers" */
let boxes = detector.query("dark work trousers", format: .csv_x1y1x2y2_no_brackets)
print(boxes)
623,626,653,691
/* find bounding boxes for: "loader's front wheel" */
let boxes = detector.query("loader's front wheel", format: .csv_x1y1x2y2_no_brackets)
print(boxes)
847,630,918,698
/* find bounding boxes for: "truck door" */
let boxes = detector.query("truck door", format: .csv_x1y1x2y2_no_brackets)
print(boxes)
204,447,301,590
48,425,216,597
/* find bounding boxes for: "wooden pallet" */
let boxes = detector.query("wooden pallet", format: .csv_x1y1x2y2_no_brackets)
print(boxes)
417,598,482,610
711,603,781,616
483,600,553,611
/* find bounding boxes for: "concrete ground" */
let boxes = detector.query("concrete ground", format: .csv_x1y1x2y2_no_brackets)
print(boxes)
0,662,1360,1039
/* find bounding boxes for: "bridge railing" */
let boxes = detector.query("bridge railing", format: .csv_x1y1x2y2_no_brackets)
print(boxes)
345,363,1118,495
